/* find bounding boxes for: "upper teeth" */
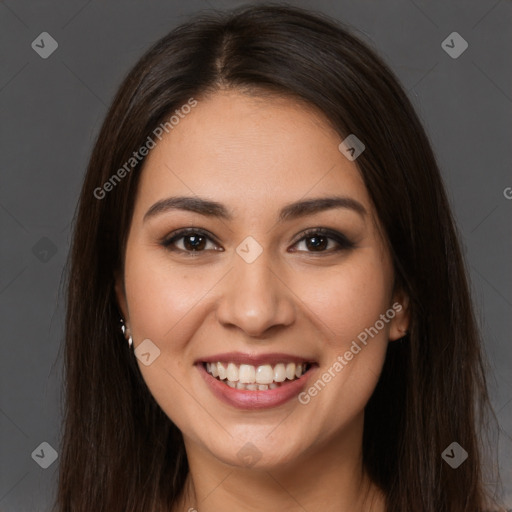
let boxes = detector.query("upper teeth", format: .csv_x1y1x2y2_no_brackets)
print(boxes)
206,362,308,384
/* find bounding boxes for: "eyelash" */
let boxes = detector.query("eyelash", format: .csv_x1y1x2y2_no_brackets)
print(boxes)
161,227,355,256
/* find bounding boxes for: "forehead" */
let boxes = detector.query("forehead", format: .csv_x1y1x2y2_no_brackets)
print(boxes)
134,90,371,220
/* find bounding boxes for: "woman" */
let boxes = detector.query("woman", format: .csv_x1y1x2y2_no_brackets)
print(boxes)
56,4,503,511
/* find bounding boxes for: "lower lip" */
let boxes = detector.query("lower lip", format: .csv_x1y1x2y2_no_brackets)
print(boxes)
197,363,316,410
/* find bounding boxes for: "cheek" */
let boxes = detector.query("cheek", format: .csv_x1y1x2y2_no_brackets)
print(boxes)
123,248,213,430
291,251,393,433
295,251,393,344
124,247,214,347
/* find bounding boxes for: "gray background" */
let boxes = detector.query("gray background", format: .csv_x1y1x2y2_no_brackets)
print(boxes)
0,0,510,510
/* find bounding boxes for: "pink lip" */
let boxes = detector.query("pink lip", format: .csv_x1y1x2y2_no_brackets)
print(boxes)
197,362,317,410
197,351,315,366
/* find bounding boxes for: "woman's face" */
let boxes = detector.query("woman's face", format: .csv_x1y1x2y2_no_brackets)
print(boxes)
116,90,408,469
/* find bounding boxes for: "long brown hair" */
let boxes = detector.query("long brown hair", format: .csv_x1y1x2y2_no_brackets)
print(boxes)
56,4,502,511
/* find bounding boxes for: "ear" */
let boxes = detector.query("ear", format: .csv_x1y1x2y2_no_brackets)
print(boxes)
388,288,410,341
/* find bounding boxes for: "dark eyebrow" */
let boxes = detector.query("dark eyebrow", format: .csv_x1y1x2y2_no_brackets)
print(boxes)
143,195,366,223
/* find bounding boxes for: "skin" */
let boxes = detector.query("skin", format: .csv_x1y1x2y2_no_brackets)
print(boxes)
115,89,409,512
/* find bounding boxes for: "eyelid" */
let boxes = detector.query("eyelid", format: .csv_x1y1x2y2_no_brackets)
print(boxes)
290,227,354,248
161,227,355,253
161,227,221,250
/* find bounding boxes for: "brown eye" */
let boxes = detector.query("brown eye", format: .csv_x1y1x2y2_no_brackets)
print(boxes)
162,228,221,254
180,233,207,251
161,227,354,256
291,228,355,253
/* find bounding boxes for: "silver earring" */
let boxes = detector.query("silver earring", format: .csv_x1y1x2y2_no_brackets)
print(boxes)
120,318,133,347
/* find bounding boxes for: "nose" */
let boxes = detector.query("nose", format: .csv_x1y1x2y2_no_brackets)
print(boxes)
215,248,296,338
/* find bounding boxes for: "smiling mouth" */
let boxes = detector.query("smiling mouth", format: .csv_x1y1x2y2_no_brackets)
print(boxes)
203,361,315,391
